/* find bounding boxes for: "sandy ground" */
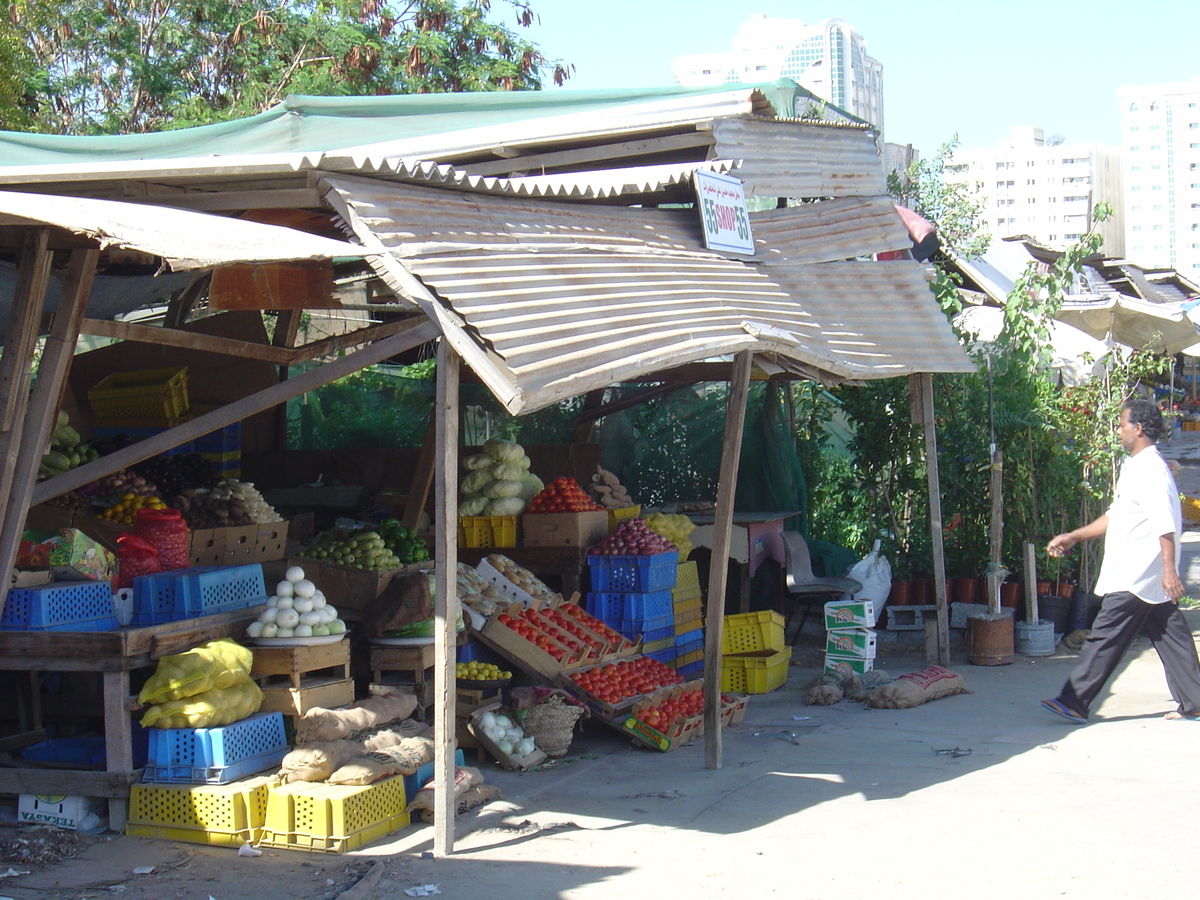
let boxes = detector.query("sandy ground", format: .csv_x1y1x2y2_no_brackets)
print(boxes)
7,431,1200,900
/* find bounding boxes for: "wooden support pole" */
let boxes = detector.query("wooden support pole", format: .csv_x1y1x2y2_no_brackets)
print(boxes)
0,249,98,603
1024,542,1040,624
0,230,52,434
916,373,950,666
987,450,1004,615
403,412,437,530
272,308,304,452
703,350,754,770
432,340,459,857
31,318,441,505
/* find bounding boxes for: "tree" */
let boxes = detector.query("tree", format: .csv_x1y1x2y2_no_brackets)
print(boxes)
0,0,572,135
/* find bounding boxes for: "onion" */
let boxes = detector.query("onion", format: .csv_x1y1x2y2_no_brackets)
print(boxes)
276,608,300,629
294,624,313,638
480,711,496,730
285,566,306,583
260,622,278,638
275,626,294,638
517,737,536,756
275,596,293,610
496,739,514,755
293,597,314,614
258,607,278,625
299,610,321,627
246,621,264,638
294,579,316,599
276,581,294,598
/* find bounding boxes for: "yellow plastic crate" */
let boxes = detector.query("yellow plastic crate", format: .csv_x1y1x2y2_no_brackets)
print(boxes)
675,560,699,592
257,774,410,853
125,776,271,847
720,648,789,694
673,591,702,615
1182,495,1200,524
87,367,190,419
722,610,785,654
457,515,518,548
676,648,704,667
606,505,642,533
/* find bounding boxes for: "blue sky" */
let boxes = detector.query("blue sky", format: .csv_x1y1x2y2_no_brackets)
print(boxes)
522,0,1200,156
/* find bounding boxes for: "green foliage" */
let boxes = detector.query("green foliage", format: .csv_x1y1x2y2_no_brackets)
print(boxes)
287,364,435,450
2,0,571,135
887,136,990,260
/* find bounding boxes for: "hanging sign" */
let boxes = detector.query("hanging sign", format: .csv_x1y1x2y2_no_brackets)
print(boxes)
694,169,755,256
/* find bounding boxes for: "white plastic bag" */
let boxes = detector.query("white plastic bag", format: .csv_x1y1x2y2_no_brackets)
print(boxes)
848,539,891,625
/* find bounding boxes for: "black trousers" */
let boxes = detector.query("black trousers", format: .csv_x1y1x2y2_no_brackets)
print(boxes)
1057,591,1200,718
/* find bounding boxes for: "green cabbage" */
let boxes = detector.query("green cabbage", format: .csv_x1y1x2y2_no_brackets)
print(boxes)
516,472,544,501
485,497,526,516
483,479,524,499
464,453,493,471
458,493,489,516
492,461,526,481
483,439,524,462
462,468,494,494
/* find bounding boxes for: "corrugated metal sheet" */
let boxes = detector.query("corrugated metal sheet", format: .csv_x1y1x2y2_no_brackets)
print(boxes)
0,190,364,270
713,118,887,199
322,175,909,264
323,175,971,414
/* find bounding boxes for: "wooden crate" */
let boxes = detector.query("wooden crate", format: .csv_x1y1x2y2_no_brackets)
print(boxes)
369,643,435,721
252,640,354,721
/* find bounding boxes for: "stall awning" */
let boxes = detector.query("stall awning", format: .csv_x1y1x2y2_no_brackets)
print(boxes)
0,191,367,270
322,175,973,414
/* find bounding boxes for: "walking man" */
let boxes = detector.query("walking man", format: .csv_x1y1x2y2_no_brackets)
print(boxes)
1041,398,1200,723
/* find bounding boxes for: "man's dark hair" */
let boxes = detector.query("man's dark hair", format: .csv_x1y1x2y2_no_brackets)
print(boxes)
1123,398,1163,442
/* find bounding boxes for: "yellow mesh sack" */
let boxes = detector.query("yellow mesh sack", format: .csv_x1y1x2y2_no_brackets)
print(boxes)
137,638,253,705
140,680,263,730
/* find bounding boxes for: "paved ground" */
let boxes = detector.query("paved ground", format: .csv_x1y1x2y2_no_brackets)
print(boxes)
7,432,1200,899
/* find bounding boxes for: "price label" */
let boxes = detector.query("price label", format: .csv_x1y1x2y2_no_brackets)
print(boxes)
693,169,754,256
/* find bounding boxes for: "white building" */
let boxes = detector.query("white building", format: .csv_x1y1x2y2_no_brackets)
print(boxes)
947,126,1124,256
1119,78,1200,278
671,14,884,133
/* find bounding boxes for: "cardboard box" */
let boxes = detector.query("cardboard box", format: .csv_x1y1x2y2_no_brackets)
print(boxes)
285,556,429,616
823,599,875,630
19,794,106,831
824,628,878,659
521,511,608,548
823,653,875,677
18,528,116,582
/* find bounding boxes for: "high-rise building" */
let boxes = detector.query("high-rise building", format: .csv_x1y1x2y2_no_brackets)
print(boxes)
1118,78,1200,278
671,14,884,133
946,126,1124,256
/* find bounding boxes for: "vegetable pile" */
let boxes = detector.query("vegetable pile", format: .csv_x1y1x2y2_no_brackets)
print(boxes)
455,661,511,682
589,518,678,556
643,512,696,561
172,480,283,529
245,565,347,640
587,465,635,509
568,657,684,706
458,439,543,517
476,709,537,758
496,604,631,662
39,411,99,480
525,477,604,513
636,688,704,734
303,519,428,570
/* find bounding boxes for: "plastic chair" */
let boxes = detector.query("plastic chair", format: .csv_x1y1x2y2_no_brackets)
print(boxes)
780,531,862,642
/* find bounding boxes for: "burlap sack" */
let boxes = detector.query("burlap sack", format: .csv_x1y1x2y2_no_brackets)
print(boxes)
417,784,503,823
846,670,891,702
326,737,436,786
279,728,417,783
867,666,967,709
296,690,418,744
409,766,483,813
806,684,843,705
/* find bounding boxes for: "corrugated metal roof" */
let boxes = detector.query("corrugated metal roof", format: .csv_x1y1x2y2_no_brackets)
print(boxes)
0,191,364,270
713,118,887,199
322,175,971,414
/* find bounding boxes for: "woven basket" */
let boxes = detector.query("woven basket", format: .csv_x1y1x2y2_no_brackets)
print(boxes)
523,695,585,758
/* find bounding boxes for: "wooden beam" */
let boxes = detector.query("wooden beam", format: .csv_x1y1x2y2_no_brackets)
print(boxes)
31,317,441,504
163,272,208,328
916,373,950,666
433,340,460,857
0,229,51,432
0,249,98,608
80,317,296,364
403,412,437,530
465,130,715,177
0,766,142,798
987,450,1004,615
703,350,754,770
573,381,701,425
272,308,304,452
573,389,606,443
131,188,324,212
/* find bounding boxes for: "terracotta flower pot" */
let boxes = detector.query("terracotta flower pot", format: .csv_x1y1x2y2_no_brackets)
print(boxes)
1055,581,1076,600
889,580,913,606
952,577,980,604
1036,581,1051,597
912,578,932,605
1000,582,1021,608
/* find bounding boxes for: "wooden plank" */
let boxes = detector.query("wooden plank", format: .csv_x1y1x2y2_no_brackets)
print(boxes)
0,249,97,610
917,373,950,666
103,669,133,829
467,130,715,177
0,229,51,432
0,730,46,753
703,350,754,771
0,766,141,798
31,317,441,504
573,381,700,425
433,340,460,857
403,412,437,530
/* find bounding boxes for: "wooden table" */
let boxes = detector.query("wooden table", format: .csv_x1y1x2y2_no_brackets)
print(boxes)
688,512,797,613
0,606,260,830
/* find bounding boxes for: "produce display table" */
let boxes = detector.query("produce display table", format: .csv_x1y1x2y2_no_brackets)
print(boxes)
688,512,797,613
0,606,260,831
456,545,590,598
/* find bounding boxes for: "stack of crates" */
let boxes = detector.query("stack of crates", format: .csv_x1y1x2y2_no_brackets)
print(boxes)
720,610,788,694
823,598,877,677
194,421,242,481
671,560,704,676
586,551,679,664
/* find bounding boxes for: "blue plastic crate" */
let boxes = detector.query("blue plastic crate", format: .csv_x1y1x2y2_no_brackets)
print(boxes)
19,736,106,766
193,422,241,454
143,712,289,784
131,565,266,625
675,638,704,658
675,627,703,647
586,589,671,624
2,581,118,632
619,620,674,644
645,647,677,665
677,660,705,678
587,552,679,593
90,425,194,456
403,749,465,803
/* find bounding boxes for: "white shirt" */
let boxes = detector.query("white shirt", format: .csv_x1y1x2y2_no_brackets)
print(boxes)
1093,445,1181,604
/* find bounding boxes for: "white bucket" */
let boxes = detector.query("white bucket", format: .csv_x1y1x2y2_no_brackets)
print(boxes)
1015,619,1055,657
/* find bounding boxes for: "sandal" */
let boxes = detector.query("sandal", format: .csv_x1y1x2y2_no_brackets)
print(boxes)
1164,711,1200,720
1041,698,1087,724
